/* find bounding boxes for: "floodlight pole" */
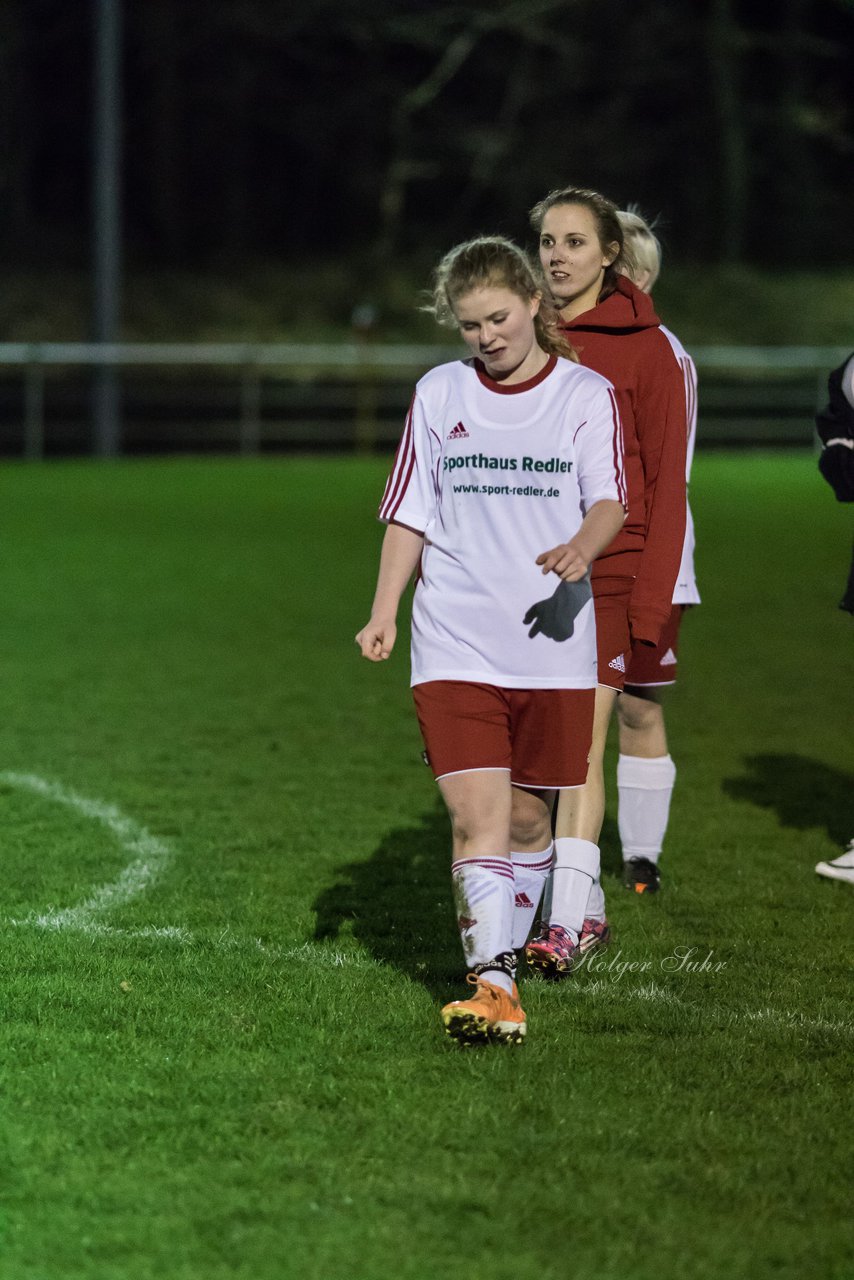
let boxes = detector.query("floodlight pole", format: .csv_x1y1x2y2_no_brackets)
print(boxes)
92,0,123,457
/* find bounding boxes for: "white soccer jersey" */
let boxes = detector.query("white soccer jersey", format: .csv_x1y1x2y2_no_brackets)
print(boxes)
380,354,626,689
661,325,701,605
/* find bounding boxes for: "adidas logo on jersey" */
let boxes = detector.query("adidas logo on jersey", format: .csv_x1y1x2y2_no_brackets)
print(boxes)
660,648,677,666
447,421,469,440
515,892,534,909
608,653,626,673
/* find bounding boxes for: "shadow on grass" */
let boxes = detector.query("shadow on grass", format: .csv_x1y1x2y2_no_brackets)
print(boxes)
313,802,628,999
722,753,854,847
312,802,462,1000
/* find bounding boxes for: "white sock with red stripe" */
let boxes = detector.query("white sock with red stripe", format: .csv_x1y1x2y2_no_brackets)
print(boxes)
511,845,553,950
451,856,516,993
549,838,600,943
617,754,677,865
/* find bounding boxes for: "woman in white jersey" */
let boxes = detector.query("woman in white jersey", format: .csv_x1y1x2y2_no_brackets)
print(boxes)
611,209,700,896
356,237,626,1046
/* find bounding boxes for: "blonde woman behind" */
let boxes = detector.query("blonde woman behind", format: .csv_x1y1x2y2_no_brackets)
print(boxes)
607,209,700,899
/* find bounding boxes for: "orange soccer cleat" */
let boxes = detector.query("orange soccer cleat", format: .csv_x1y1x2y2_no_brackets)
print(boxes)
441,975,527,1047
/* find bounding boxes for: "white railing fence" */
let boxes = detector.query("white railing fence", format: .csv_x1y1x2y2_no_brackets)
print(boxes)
0,342,848,458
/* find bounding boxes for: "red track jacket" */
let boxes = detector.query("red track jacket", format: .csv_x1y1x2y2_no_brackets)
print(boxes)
559,275,688,645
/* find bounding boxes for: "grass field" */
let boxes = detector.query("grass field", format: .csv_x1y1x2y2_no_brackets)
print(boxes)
0,451,851,1280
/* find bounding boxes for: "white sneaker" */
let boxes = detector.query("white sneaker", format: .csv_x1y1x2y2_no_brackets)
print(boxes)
815,841,854,884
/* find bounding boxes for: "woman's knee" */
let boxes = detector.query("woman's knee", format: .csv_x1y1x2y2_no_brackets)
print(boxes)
509,788,552,850
440,785,511,855
617,690,663,734
439,771,510,833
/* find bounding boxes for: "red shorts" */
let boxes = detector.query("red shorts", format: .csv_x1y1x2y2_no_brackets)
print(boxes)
625,604,684,688
593,576,633,691
412,681,595,790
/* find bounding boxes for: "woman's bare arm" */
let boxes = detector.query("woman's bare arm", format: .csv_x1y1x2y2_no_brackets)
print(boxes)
355,522,426,661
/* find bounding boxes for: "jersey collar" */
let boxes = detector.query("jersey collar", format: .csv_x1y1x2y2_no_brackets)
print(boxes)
473,353,557,395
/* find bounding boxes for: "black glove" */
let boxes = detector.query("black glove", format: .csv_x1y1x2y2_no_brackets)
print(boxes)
523,576,592,641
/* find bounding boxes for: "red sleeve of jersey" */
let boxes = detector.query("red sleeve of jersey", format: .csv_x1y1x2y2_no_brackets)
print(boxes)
379,393,417,522
629,334,688,645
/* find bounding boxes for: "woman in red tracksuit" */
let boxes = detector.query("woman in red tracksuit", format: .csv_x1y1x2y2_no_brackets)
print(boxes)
524,185,687,978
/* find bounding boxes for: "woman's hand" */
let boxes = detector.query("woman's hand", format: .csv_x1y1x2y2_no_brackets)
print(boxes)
355,618,397,661
355,522,424,663
535,541,589,582
536,500,625,583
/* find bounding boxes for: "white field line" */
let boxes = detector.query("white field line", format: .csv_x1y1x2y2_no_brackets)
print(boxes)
206,947,854,1037
2,771,849,1036
1,770,190,941
212,932,381,968
737,1006,854,1036
580,978,686,1006
576,974,853,1038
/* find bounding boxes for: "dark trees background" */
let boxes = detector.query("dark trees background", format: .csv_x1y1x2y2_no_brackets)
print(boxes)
1,0,852,271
